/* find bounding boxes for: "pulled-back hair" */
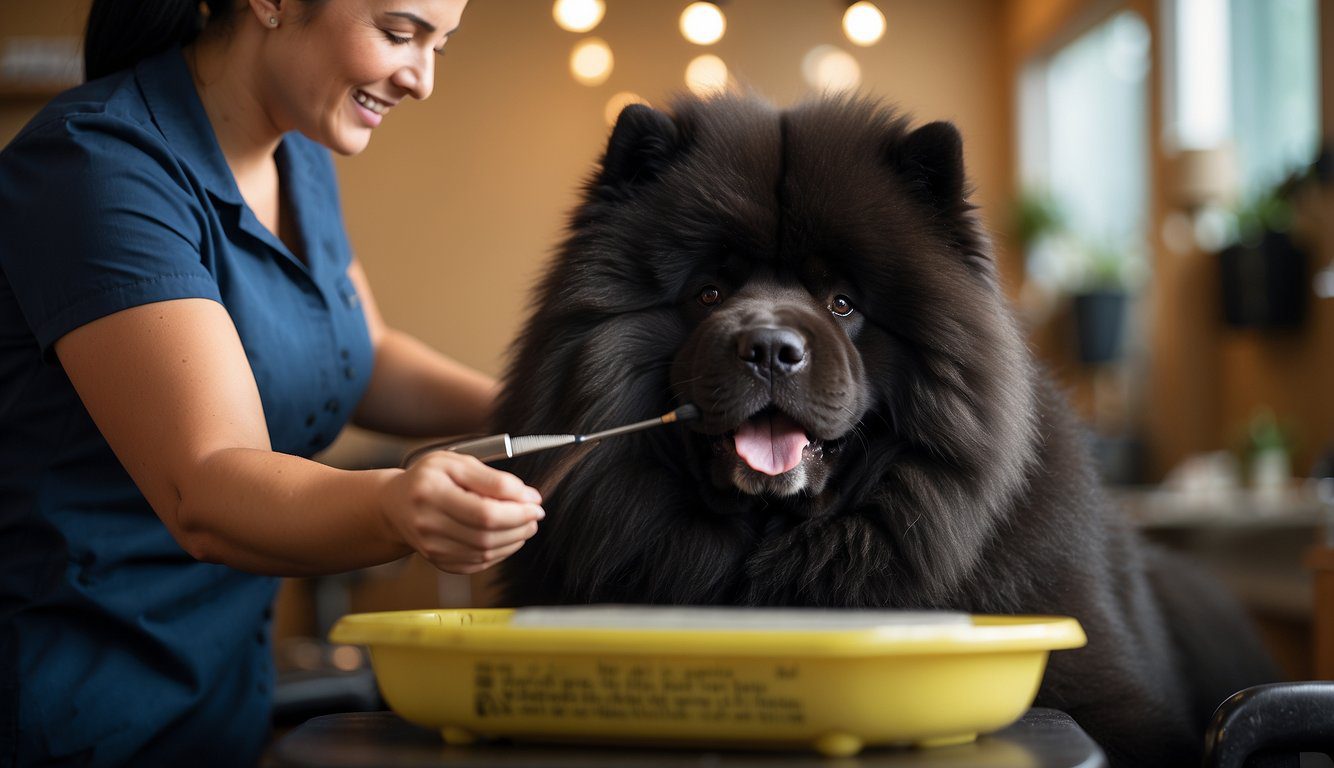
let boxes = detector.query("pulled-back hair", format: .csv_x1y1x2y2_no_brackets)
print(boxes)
83,0,235,81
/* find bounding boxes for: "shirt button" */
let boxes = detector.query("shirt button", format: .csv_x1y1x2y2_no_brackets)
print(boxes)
309,433,325,447
263,607,273,620
305,413,316,427
324,399,340,414
343,366,356,380
340,348,350,361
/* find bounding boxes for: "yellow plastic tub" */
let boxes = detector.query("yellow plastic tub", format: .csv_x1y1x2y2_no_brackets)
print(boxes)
329,606,1085,757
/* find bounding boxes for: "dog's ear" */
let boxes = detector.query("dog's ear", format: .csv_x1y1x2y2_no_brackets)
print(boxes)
887,120,966,206
598,104,681,190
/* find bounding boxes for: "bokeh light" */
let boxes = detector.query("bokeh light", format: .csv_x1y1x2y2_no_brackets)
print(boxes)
802,45,861,92
842,2,886,47
570,38,614,86
685,54,730,96
680,2,726,46
552,0,605,33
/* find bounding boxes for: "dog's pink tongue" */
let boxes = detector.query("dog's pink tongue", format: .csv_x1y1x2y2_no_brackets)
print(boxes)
734,413,810,476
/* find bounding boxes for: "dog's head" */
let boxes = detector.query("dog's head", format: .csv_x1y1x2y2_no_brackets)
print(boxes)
500,93,1035,517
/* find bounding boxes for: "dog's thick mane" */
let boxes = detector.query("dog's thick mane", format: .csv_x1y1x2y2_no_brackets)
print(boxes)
496,92,1040,604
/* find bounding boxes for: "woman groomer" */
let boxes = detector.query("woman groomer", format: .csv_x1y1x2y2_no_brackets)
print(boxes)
0,0,541,764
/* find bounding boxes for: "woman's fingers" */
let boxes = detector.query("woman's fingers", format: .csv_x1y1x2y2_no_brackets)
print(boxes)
389,452,545,575
439,452,542,505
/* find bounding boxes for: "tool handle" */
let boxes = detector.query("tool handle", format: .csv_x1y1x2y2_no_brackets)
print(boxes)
439,433,513,463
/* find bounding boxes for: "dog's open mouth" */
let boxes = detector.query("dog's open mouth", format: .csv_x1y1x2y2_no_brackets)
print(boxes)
702,405,834,498
733,408,811,476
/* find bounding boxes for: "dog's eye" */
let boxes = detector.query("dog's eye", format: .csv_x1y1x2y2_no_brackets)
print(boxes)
829,295,855,317
699,285,722,306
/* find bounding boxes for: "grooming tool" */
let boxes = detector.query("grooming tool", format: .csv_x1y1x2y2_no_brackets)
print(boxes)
403,404,700,467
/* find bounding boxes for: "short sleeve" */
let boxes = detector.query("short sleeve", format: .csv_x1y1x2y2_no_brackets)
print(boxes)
0,113,221,360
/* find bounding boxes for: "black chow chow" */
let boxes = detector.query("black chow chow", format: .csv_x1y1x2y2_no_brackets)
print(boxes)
493,93,1278,766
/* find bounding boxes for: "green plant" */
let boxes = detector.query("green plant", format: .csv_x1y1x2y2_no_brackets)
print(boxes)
1081,242,1133,291
1013,189,1142,295
1229,161,1322,246
1013,190,1067,250
1240,407,1298,459
1232,187,1293,246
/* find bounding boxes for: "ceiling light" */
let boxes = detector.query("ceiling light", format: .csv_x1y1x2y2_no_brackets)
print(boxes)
685,54,729,96
570,38,613,86
842,2,885,46
680,2,726,46
552,0,605,33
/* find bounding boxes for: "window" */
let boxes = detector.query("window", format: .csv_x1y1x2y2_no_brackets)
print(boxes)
1166,0,1320,199
1018,11,1151,294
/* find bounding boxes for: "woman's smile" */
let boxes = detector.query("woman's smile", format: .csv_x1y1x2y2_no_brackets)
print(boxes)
352,88,393,127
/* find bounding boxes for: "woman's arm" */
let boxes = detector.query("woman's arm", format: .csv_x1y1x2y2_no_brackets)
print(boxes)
347,259,498,437
55,297,543,577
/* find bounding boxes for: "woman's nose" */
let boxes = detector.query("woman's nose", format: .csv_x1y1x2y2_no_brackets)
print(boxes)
393,52,434,101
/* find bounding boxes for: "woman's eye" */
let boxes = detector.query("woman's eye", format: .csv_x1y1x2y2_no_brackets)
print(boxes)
829,295,854,317
698,285,722,306
383,30,412,45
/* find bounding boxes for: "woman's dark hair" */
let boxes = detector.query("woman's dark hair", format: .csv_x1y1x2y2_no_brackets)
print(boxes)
84,0,236,81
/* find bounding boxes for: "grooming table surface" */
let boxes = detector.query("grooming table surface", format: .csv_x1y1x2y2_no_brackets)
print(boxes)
265,708,1108,767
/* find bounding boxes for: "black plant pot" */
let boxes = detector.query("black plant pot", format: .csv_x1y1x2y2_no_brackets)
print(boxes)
1218,229,1308,329
1072,289,1128,365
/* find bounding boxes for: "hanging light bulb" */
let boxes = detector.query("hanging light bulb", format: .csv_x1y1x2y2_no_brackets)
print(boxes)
552,0,605,33
842,1,886,47
570,38,614,86
680,2,726,46
685,54,729,96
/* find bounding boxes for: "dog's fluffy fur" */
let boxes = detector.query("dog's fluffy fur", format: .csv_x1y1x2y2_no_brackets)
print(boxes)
494,93,1278,766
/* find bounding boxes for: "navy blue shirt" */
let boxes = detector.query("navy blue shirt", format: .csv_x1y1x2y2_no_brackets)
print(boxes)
0,48,374,766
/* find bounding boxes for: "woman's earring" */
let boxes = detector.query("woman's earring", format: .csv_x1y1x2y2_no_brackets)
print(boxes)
268,15,279,27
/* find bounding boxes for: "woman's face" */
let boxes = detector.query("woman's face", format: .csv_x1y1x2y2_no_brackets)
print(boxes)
263,0,467,155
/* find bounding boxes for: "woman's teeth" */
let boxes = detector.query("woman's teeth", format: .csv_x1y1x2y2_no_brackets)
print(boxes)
354,90,387,115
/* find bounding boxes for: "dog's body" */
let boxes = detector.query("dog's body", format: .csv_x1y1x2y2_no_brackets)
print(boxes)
494,94,1278,766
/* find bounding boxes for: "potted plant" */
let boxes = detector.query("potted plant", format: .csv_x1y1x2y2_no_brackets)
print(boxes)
1069,242,1135,365
1240,408,1296,504
1012,190,1141,365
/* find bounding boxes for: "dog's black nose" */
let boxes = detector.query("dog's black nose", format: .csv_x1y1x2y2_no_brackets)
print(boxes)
737,327,807,378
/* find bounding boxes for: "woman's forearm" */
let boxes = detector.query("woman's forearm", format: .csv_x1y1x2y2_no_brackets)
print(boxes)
353,328,498,437
176,447,412,575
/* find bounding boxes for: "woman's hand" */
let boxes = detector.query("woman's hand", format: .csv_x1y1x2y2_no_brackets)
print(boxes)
379,451,544,574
